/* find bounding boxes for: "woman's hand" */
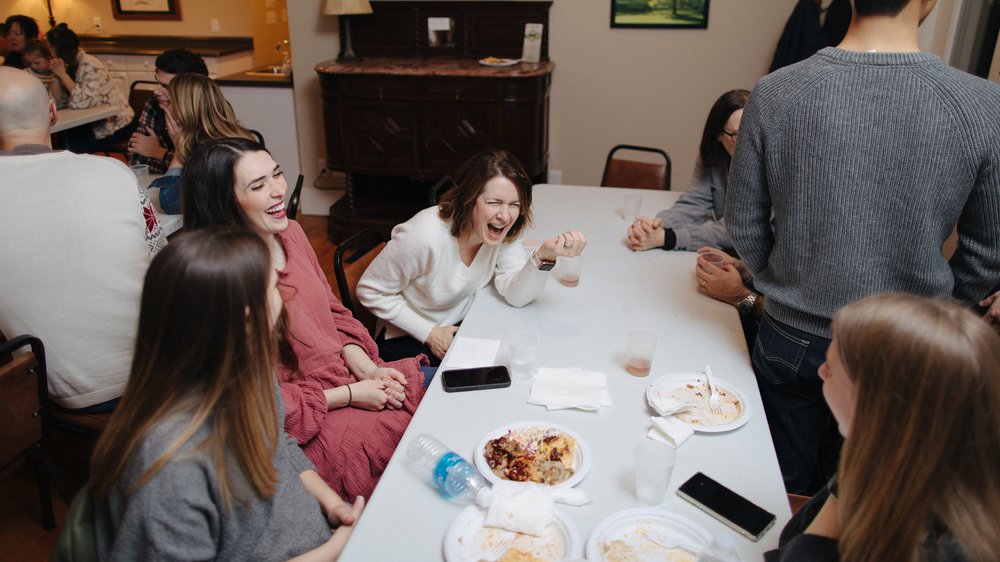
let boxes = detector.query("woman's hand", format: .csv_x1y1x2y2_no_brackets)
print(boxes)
164,106,180,144
695,255,750,307
981,291,1000,334
327,495,365,528
348,379,404,411
427,325,459,360
536,230,587,262
49,57,68,78
627,217,665,251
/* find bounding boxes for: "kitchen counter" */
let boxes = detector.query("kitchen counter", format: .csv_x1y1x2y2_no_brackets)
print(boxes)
217,66,293,88
79,35,253,57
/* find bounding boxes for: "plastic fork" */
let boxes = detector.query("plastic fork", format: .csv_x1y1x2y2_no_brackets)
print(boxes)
480,537,512,562
643,526,702,555
705,364,722,414
552,487,593,506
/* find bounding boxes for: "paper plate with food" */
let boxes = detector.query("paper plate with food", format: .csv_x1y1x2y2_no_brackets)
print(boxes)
475,420,590,488
478,56,521,67
586,508,711,562
444,505,582,562
646,372,751,433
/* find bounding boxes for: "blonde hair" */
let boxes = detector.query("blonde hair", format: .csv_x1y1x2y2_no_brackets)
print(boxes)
832,294,1000,561
168,73,254,163
91,229,280,510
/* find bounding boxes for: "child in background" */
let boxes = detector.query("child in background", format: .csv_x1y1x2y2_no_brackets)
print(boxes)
22,40,67,108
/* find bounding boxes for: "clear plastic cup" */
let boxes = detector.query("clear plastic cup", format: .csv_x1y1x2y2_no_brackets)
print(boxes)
558,255,583,287
508,331,540,381
634,440,675,505
625,329,657,377
624,194,642,221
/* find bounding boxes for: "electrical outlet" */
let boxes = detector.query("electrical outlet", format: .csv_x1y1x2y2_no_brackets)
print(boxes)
210,18,220,32
93,17,103,31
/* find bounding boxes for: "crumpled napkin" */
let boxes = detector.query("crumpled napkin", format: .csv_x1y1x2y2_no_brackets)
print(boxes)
478,481,592,536
647,415,694,449
528,367,613,410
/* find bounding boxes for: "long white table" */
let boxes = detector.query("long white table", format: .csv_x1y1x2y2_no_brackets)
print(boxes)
144,177,183,237
340,184,790,560
51,105,118,133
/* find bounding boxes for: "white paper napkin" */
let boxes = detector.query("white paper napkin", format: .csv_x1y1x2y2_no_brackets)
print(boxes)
482,481,554,536
648,415,694,448
528,367,613,410
445,337,501,368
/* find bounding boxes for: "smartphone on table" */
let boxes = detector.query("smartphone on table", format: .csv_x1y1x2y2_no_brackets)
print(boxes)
676,471,777,541
441,365,512,393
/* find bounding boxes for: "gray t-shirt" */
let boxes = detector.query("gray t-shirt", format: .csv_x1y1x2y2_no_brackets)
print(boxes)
95,397,332,560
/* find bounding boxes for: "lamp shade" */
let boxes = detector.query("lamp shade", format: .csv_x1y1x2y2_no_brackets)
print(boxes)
323,0,373,16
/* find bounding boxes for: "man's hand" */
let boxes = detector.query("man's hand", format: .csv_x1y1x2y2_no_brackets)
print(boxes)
627,217,666,251
981,291,1000,334
128,127,167,160
427,325,459,360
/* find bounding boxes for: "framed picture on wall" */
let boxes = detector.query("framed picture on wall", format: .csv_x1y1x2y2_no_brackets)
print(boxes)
611,0,709,29
112,0,182,21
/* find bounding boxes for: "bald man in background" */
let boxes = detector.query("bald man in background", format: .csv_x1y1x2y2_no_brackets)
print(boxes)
0,67,165,412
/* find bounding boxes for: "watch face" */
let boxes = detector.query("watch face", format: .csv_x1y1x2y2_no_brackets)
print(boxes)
538,261,555,271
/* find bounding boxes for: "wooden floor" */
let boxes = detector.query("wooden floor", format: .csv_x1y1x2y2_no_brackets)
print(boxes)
0,215,336,560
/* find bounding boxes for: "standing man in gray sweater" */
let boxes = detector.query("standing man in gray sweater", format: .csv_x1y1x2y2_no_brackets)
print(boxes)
727,0,1000,494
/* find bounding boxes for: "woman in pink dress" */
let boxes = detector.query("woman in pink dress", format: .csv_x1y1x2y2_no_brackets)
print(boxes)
182,137,427,500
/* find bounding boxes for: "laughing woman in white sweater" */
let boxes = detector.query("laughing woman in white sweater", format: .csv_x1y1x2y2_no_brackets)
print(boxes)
357,150,586,365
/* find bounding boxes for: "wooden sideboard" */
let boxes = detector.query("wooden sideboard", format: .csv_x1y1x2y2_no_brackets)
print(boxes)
317,1,553,243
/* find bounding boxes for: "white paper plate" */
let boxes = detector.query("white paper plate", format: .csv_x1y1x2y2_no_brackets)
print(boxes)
646,373,751,433
475,420,591,489
478,57,521,67
586,508,711,562
443,505,582,562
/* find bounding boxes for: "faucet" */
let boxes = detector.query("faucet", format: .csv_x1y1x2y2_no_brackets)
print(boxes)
275,39,291,73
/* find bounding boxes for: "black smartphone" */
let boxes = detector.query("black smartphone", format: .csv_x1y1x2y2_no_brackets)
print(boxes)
676,472,777,541
441,366,512,393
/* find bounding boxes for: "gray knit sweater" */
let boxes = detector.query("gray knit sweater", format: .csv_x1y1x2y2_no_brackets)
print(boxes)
727,47,1000,338
94,399,332,561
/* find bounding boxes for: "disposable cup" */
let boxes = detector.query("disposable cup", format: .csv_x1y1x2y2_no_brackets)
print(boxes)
634,441,675,505
700,252,726,267
508,331,540,381
623,194,642,221
558,255,583,287
130,164,149,181
625,329,657,377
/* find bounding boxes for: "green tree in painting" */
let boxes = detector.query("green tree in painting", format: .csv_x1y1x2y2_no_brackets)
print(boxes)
614,0,708,26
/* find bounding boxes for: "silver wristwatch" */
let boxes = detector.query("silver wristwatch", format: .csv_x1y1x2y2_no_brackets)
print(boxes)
737,292,758,315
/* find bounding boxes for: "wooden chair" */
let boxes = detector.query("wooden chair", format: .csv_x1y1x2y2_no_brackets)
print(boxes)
600,144,672,190
0,335,72,530
286,174,305,221
334,227,388,336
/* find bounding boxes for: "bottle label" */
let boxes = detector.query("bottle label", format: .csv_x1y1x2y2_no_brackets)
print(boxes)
433,452,463,494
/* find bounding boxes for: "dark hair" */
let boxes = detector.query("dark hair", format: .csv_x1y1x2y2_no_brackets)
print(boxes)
854,0,910,17
699,89,750,168
438,149,533,241
45,24,80,79
4,15,40,43
156,48,209,76
182,137,270,230
91,228,280,510
23,39,52,59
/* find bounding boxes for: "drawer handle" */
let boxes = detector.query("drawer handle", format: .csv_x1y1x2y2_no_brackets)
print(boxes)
454,88,462,101
378,86,384,99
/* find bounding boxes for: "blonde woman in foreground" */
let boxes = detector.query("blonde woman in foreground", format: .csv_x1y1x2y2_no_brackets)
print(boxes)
88,230,363,560
766,293,1000,561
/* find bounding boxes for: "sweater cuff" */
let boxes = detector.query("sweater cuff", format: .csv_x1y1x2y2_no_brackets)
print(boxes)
662,228,677,251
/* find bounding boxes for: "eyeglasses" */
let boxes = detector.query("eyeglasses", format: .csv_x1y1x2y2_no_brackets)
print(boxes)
722,129,739,141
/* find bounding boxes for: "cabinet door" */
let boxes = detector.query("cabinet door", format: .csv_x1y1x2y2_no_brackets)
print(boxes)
420,102,496,174
341,100,420,173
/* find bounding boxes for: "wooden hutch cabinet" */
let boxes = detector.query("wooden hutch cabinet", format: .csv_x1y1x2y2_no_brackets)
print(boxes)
316,1,553,242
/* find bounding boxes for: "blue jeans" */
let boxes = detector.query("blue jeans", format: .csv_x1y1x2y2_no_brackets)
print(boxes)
752,313,841,495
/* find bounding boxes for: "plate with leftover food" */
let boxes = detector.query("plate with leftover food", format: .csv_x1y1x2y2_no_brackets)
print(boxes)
586,508,712,562
478,56,521,67
475,420,590,488
444,505,582,562
646,373,751,433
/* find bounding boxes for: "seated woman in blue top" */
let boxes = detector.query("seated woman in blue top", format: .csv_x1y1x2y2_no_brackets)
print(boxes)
151,73,254,214
89,229,363,560
628,89,749,252
766,293,1000,562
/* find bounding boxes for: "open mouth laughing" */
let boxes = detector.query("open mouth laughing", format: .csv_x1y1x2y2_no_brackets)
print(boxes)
266,201,287,219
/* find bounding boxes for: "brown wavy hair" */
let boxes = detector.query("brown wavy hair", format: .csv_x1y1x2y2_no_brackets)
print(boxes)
91,229,280,511
168,73,254,163
438,149,533,241
832,293,1000,561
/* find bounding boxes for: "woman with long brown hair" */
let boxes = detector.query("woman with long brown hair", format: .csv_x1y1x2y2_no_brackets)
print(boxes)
767,293,1000,561
151,73,255,214
90,229,363,559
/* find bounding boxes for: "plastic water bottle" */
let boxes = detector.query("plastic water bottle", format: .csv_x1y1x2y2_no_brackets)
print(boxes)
698,532,742,562
407,434,490,505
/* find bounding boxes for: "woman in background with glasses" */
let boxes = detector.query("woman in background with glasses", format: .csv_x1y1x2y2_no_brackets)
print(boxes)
627,89,749,252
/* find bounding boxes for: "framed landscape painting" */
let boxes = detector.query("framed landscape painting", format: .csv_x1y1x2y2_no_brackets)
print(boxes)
611,0,709,29
112,0,182,21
